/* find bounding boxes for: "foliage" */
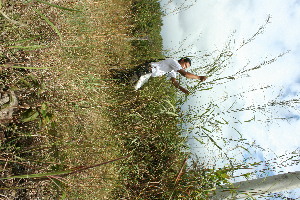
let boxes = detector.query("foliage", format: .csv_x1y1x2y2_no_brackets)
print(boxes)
130,0,165,64
175,163,231,199
3,0,293,199
160,0,197,16
170,14,300,199
109,77,190,199
1,0,132,199
1,0,209,199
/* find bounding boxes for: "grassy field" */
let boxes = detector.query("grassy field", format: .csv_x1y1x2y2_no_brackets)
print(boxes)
0,0,196,199
1,0,133,199
1,0,244,198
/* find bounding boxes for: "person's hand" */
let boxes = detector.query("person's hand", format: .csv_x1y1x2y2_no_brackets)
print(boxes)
198,76,207,82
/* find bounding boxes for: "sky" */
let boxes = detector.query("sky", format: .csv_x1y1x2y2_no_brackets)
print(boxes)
160,0,300,198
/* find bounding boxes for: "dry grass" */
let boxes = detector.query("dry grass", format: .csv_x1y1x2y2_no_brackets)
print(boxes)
1,0,135,199
40,0,135,199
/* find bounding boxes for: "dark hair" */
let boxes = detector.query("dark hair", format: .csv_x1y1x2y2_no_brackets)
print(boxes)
179,57,191,66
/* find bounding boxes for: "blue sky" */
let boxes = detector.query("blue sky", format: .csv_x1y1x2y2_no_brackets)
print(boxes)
160,0,300,198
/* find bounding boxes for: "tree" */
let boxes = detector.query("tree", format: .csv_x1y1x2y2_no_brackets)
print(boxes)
212,171,300,199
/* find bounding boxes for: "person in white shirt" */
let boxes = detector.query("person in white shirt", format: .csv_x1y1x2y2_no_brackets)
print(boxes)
134,57,207,94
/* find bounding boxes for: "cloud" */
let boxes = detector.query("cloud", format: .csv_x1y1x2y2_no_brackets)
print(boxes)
162,0,300,59
160,0,300,181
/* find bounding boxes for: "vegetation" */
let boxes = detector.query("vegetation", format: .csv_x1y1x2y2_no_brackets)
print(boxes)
130,0,164,63
0,0,207,199
1,0,132,199
1,0,298,199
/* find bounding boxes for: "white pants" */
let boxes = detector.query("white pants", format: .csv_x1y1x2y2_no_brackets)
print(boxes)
134,73,152,90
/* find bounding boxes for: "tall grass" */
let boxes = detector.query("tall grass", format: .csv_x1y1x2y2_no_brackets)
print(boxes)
2,0,287,199
1,0,199,199
108,78,190,199
0,0,134,199
167,15,300,199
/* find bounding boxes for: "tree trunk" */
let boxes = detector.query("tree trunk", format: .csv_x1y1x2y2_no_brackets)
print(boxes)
212,171,300,199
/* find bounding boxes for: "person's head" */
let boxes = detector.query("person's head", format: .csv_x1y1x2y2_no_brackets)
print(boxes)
178,57,191,69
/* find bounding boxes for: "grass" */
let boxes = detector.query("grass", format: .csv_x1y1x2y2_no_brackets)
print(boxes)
108,78,190,199
0,0,134,199
1,0,240,199
0,0,196,199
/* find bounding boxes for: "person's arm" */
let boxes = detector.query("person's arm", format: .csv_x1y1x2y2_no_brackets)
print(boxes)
170,77,189,94
177,69,207,81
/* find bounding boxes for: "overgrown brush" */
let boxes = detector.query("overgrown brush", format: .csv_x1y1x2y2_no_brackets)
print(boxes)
1,0,133,199
1,0,238,199
109,77,188,199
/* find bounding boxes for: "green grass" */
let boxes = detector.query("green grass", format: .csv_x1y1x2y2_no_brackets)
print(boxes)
0,0,133,199
0,0,196,199
108,78,190,199
1,0,236,199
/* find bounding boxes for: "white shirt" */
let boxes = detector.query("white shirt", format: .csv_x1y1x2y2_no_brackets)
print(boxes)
150,58,182,78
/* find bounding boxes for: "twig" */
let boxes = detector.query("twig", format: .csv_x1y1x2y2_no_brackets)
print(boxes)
168,157,188,200
63,155,131,176
0,10,27,27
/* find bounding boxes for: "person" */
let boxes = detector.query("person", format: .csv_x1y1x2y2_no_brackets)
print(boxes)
134,57,207,94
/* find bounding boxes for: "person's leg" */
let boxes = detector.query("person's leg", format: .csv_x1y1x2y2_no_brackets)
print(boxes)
109,68,133,83
109,65,147,83
110,63,152,89
134,73,151,90
133,63,152,90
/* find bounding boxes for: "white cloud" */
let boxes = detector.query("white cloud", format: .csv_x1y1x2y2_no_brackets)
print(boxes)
160,0,300,184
